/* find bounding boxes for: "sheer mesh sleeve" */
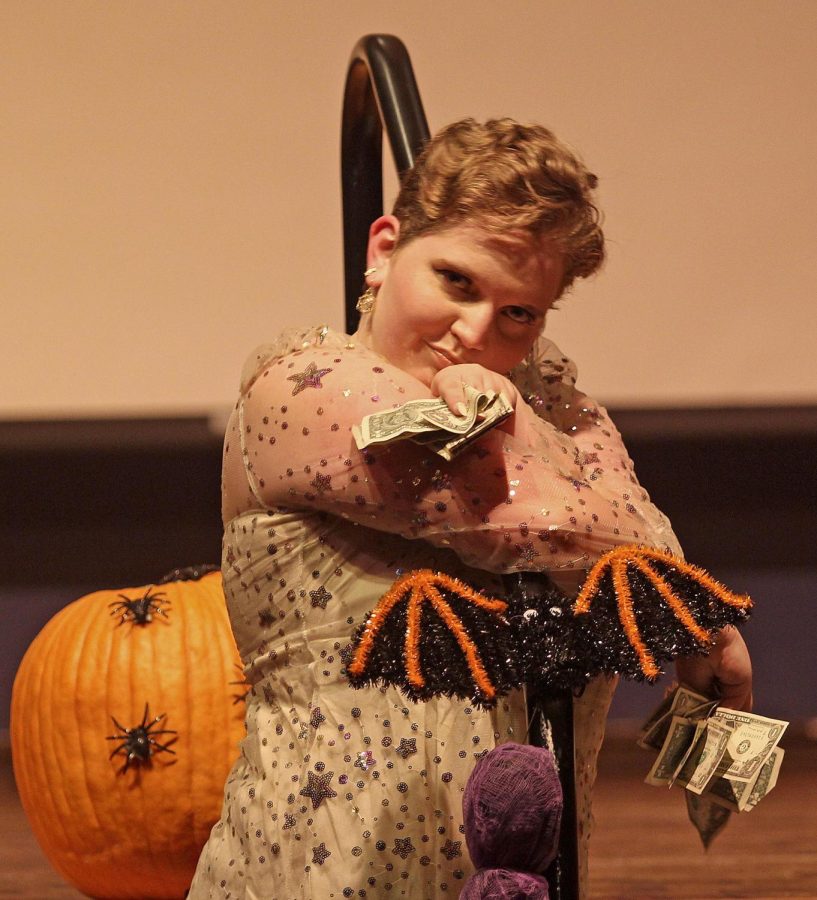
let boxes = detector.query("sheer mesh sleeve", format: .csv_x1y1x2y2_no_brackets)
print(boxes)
222,331,677,574
510,335,682,557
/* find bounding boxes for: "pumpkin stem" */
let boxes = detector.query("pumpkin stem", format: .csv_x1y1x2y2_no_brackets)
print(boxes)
158,564,219,584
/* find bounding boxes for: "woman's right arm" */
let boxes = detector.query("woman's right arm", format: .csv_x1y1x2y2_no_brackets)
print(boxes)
223,343,665,575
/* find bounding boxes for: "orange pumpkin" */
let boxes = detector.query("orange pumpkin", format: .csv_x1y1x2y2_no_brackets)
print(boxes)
11,567,246,899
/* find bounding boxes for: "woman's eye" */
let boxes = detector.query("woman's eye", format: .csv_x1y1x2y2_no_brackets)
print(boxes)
437,269,473,292
504,306,536,325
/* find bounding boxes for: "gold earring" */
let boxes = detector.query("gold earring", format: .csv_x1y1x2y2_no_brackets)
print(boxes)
356,286,376,313
357,267,378,313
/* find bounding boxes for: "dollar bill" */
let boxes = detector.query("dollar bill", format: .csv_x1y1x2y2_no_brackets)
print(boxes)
706,771,756,812
353,387,513,460
677,718,735,794
685,792,732,850
638,684,716,751
711,708,788,782
432,393,514,461
645,716,701,786
640,688,788,820
419,398,483,432
744,747,784,810
352,396,463,448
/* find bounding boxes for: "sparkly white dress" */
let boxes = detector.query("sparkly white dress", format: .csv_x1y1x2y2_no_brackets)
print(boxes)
189,326,680,899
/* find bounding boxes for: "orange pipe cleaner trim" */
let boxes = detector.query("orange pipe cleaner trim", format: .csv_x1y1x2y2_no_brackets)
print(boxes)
636,547,752,610
347,577,411,677
424,582,497,700
611,557,660,678
629,555,712,645
347,569,507,699
405,583,425,689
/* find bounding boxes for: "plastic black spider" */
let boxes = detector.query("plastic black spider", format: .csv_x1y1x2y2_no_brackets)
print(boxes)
106,704,177,772
108,588,171,625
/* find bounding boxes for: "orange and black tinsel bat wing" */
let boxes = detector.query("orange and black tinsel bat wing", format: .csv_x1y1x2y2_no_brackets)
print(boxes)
344,570,522,708
567,545,753,683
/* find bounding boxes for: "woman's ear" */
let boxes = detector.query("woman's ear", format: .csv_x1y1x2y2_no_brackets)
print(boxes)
366,215,401,286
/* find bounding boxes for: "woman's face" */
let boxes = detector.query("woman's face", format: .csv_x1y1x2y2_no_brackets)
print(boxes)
359,217,565,386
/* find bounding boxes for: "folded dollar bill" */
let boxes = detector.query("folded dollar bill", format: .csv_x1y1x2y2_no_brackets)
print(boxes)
639,685,789,846
637,684,717,752
353,386,513,461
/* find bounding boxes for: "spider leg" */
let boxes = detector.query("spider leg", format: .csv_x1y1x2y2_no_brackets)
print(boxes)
109,716,128,733
146,714,168,731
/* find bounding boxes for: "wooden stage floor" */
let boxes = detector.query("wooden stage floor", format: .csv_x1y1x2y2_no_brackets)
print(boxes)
2,733,815,899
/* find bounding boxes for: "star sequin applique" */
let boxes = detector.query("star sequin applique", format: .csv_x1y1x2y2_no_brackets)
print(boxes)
440,839,462,860
411,510,430,529
395,737,417,759
312,842,331,865
287,361,333,396
514,541,540,564
392,837,415,859
299,770,338,809
354,749,376,771
309,586,333,609
310,472,332,494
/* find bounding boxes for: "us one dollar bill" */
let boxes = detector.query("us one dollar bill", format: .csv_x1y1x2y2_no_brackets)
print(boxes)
685,792,732,850
645,716,702,786
353,386,513,460
710,707,788,782
638,685,717,752
640,685,788,844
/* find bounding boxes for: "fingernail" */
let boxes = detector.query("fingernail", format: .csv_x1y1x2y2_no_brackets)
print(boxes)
456,402,468,416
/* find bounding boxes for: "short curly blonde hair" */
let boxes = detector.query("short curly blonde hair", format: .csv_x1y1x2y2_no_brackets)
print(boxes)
391,118,604,294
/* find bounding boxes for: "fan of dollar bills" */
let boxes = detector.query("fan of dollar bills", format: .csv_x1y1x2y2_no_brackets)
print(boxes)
353,386,513,461
639,685,787,848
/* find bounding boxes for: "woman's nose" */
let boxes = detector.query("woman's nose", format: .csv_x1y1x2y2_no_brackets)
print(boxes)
450,304,493,351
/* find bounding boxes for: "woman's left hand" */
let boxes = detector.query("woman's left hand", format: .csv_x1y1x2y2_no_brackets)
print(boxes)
430,364,521,417
674,625,753,711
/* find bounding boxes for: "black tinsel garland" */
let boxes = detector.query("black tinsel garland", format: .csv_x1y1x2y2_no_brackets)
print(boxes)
343,547,753,707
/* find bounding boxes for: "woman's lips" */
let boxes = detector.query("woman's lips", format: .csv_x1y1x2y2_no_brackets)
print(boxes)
427,344,460,368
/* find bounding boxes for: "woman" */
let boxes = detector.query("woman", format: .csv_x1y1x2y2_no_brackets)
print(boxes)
190,119,751,898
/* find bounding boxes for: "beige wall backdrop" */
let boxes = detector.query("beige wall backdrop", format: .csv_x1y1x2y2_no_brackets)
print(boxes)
3,0,816,418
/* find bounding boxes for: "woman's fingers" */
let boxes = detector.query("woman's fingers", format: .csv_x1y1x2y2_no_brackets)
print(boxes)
711,626,754,711
430,365,518,415
675,626,753,712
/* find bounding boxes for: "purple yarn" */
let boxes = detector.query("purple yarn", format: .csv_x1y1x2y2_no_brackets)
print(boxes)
460,867,550,899
463,743,562,874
